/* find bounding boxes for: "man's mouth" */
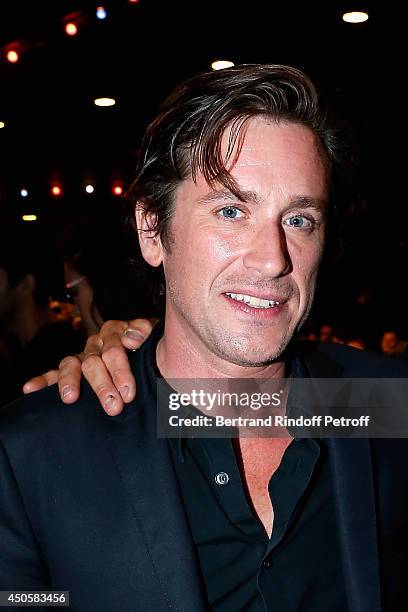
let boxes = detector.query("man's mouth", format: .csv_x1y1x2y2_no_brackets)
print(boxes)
225,292,281,309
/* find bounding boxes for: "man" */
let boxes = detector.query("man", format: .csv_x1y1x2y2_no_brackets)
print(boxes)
0,238,82,406
2,64,408,611
381,330,408,357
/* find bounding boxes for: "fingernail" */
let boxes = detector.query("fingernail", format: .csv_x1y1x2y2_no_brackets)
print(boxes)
62,386,72,398
104,394,117,413
119,385,130,400
124,329,145,341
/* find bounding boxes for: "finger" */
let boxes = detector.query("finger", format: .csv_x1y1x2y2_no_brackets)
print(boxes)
83,332,105,357
23,371,58,394
92,322,141,403
121,318,154,350
81,352,124,416
84,331,135,403
100,342,136,404
57,356,83,404
98,320,129,342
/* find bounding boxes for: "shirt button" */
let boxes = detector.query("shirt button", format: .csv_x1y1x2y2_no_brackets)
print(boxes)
214,472,230,485
262,557,272,570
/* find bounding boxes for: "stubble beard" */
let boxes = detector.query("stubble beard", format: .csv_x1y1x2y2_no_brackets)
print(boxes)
167,285,294,368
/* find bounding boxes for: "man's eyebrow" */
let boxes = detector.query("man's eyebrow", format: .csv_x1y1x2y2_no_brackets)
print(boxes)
197,188,261,205
285,195,328,212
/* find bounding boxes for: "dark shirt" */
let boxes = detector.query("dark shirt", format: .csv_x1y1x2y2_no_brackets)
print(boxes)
168,436,347,611
146,326,348,611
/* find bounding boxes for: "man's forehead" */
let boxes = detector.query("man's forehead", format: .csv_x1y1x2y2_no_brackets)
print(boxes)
187,125,330,203
215,118,329,174
221,116,321,149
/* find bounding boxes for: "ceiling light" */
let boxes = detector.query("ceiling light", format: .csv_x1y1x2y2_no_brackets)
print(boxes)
0,121,5,129
20,189,29,197
342,11,369,23
6,50,19,63
65,23,78,36
94,97,116,107
112,184,123,196
211,60,235,71
22,214,37,222
96,6,107,19
51,185,62,197
85,184,95,194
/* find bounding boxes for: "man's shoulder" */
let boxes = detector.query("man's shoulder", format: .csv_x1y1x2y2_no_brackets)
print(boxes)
0,382,110,445
295,339,408,377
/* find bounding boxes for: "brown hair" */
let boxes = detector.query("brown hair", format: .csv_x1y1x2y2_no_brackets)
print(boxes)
128,63,351,251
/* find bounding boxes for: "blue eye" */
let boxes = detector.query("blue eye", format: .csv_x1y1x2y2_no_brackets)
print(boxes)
284,215,312,229
218,206,243,219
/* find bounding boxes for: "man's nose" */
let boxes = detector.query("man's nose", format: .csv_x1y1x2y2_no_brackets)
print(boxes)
242,223,291,278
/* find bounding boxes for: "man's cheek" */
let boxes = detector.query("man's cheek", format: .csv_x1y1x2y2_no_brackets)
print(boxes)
295,246,322,277
208,233,242,263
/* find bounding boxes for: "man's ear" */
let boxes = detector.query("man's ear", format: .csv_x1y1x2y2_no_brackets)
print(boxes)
135,206,164,268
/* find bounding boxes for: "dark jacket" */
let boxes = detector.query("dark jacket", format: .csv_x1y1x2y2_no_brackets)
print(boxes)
0,338,407,611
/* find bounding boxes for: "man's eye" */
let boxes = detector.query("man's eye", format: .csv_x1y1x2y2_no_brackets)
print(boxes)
217,206,244,220
283,215,313,229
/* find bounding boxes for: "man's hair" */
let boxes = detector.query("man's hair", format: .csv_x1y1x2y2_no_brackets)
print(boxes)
127,63,352,249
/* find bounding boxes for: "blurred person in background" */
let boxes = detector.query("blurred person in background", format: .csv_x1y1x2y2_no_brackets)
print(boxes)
380,330,408,357
319,323,335,342
1,219,158,406
60,217,160,338
0,232,82,406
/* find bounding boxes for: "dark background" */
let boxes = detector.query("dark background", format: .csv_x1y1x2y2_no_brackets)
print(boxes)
0,1,405,347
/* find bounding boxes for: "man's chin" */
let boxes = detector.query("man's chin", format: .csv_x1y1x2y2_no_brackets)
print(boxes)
210,337,289,369
227,350,285,368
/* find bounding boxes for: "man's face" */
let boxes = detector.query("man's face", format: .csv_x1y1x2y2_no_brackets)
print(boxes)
320,324,334,342
155,118,330,367
381,332,398,354
64,263,103,337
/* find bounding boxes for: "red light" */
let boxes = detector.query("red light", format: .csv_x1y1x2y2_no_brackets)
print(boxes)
65,23,78,36
128,0,140,3
112,184,123,196
51,185,62,197
6,50,19,63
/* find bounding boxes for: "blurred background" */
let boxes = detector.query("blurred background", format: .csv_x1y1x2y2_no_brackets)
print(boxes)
0,0,406,396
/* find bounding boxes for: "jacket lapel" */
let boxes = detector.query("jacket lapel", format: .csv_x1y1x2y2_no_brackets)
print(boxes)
107,402,208,612
297,342,382,612
326,438,382,612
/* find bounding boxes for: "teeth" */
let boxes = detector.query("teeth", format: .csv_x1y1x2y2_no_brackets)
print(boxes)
226,293,281,308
